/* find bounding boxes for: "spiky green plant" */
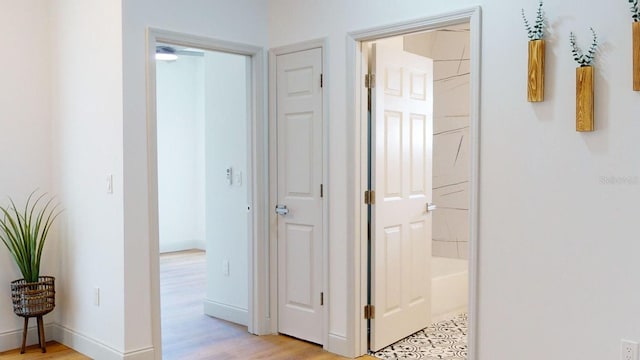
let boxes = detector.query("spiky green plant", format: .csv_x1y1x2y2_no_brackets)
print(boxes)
629,0,640,22
570,28,598,66
522,0,545,40
0,191,61,283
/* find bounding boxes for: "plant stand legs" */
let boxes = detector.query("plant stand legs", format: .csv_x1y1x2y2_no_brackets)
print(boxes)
20,318,28,354
19,316,47,354
37,316,46,353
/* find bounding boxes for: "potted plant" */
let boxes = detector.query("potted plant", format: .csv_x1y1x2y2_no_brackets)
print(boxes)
0,191,60,354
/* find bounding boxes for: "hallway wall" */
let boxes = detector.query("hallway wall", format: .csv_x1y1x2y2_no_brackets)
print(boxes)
0,0,55,349
50,0,125,355
269,1,640,359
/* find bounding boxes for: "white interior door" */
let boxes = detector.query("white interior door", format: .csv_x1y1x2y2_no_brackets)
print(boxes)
370,43,434,351
276,47,324,344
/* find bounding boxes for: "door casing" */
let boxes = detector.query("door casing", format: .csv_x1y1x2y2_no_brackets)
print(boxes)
268,38,330,348
347,7,482,358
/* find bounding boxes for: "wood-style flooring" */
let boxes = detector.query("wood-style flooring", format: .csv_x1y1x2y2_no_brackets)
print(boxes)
0,250,373,359
159,249,374,359
0,341,89,359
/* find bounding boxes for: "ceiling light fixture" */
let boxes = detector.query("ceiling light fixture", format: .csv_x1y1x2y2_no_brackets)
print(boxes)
155,46,178,61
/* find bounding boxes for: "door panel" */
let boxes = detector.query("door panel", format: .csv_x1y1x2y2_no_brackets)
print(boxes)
276,47,324,345
370,43,434,351
285,224,313,308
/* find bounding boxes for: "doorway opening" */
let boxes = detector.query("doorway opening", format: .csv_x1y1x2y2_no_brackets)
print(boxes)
147,29,270,357
365,24,471,359
154,42,252,358
351,7,480,360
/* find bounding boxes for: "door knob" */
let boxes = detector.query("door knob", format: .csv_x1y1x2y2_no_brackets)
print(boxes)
426,203,437,213
275,204,289,216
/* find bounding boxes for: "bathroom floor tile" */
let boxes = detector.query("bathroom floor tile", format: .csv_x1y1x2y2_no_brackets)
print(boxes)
372,313,467,360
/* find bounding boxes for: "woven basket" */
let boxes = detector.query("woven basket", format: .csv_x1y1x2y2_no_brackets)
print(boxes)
10,276,55,317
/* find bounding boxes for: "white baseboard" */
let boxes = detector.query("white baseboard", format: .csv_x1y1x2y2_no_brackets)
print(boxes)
327,332,351,358
122,346,156,360
1,322,155,359
159,241,205,254
52,324,155,360
0,322,55,353
203,299,248,326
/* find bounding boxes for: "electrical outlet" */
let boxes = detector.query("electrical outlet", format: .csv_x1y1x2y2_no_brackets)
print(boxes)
223,259,230,276
621,340,638,360
106,174,113,194
94,288,100,307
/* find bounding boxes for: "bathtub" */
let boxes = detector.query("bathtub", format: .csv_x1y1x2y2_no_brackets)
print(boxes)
431,256,468,322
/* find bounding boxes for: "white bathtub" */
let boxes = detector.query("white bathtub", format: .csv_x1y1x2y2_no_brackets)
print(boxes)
431,256,468,322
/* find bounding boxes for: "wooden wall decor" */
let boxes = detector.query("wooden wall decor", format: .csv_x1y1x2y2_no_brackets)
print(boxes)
576,66,594,132
630,1,640,90
634,22,640,90
522,0,546,102
528,39,545,101
570,28,598,132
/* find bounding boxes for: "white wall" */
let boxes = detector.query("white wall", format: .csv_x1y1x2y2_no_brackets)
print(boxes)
203,51,250,325
50,0,125,356
0,1,55,350
405,26,471,260
122,0,268,355
157,55,206,253
269,1,640,359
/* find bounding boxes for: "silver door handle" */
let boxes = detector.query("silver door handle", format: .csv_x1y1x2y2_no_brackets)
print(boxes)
275,204,289,216
426,203,437,212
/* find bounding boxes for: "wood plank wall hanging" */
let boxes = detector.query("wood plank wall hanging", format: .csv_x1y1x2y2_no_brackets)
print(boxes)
522,1,546,102
570,28,598,132
628,0,640,90
634,22,640,90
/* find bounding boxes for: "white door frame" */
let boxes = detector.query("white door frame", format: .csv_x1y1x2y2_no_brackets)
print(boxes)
146,28,268,358
268,38,330,347
346,7,481,357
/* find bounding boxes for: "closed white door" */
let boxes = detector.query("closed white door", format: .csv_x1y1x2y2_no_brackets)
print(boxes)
370,43,434,351
276,47,324,344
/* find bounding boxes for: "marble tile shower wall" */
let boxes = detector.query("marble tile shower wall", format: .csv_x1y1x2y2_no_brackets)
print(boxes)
405,25,471,260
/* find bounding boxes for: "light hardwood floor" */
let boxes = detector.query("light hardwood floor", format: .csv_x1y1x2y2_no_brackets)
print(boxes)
0,341,89,359
158,250,374,360
0,250,374,359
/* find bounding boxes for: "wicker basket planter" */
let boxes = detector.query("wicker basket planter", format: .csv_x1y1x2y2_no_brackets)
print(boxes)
10,276,55,353
11,276,55,316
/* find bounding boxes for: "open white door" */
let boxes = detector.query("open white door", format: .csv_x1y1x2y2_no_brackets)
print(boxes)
370,43,434,351
275,47,324,345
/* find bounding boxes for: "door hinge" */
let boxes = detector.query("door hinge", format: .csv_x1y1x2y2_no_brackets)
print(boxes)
320,292,324,306
364,304,375,319
364,73,376,88
320,184,324,198
320,73,323,88
364,190,375,205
